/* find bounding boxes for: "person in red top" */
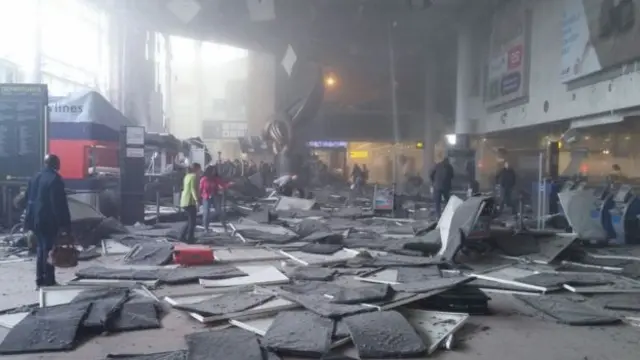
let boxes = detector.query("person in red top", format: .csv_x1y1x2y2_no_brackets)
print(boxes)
200,165,232,230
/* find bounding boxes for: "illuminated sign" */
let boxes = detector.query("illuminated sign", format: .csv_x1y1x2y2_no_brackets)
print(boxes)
308,141,347,148
349,151,369,159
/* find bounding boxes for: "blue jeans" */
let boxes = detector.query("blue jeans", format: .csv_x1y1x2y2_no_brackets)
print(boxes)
202,195,223,230
202,197,211,231
35,231,55,286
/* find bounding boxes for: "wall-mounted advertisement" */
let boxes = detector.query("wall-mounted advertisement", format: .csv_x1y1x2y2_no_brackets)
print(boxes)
561,0,640,83
485,0,532,109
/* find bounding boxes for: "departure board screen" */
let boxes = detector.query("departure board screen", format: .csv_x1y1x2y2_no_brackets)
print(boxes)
0,84,48,181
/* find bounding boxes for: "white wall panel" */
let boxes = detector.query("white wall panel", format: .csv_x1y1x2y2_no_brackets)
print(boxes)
473,0,640,133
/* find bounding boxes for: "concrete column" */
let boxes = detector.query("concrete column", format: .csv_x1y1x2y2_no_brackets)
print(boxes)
455,24,473,147
422,56,437,179
32,0,42,83
194,41,204,131
247,51,275,137
162,33,173,132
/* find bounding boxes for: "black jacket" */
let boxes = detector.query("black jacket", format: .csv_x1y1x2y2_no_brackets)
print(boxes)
429,161,454,191
24,168,71,235
496,168,517,189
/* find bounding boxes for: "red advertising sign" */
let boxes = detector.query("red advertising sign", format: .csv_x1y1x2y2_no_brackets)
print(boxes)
508,44,523,70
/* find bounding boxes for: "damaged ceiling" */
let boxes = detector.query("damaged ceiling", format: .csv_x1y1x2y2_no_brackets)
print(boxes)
90,0,498,111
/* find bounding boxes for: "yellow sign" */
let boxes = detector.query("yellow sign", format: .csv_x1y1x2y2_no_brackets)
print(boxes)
415,141,424,149
349,151,369,159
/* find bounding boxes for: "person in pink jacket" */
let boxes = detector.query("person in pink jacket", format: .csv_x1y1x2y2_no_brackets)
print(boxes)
200,166,232,230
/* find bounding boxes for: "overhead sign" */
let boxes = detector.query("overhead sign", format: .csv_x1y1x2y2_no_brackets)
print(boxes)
349,151,368,159
203,121,248,139
561,0,639,82
0,84,48,180
485,0,531,108
308,141,347,149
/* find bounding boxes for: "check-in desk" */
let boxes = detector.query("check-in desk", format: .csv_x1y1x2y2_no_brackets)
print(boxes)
608,185,640,245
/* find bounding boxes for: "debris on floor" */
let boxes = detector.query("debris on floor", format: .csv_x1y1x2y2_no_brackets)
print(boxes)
4,182,640,359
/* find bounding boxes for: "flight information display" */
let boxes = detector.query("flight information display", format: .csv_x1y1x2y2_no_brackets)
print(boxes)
0,84,48,181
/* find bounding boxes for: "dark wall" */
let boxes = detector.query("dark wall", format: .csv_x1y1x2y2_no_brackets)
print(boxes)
302,112,425,142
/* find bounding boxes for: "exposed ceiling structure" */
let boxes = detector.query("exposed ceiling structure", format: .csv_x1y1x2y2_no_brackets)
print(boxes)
93,0,499,111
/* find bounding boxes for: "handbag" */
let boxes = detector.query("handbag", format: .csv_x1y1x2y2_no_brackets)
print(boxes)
47,232,78,268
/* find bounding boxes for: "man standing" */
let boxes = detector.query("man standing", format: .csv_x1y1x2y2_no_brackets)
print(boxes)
429,157,454,217
179,163,201,244
24,154,71,288
496,161,517,215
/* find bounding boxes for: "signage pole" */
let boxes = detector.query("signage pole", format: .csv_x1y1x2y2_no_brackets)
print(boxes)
388,22,400,185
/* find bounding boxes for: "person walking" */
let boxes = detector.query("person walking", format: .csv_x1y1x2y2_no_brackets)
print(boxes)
429,157,454,218
24,154,71,288
200,165,232,229
179,163,201,243
496,161,517,215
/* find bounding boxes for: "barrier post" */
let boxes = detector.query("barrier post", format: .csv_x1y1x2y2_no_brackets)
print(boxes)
155,189,160,225
537,152,545,230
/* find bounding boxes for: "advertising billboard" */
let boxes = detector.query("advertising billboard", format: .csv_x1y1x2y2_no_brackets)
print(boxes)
561,0,640,82
485,0,532,109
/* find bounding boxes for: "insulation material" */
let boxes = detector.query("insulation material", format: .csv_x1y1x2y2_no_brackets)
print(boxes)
279,291,374,318
516,294,621,326
185,328,263,360
214,248,285,262
282,249,359,266
438,196,464,247
236,229,299,244
263,311,333,357
166,294,299,323
345,310,427,358
326,284,393,304
527,234,578,264
438,196,487,262
0,302,91,355
397,266,442,283
76,265,246,285
71,287,130,330
105,350,187,360
289,267,337,281
275,196,316,211
199,265,289,288
401,309,469,355
111,296,161,332
558,190,608,242
299,243,344,255
392,276,473,293
124,243,174,266
173,292,274,316
355,269,399,285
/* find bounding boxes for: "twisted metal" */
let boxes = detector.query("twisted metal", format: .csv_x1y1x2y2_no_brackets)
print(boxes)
263,65,325,178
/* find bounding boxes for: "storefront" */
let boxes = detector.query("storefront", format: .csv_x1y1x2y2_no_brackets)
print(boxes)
308,141,347,178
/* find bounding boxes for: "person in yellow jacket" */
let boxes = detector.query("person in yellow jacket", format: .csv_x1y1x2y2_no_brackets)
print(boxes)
179,163,202,243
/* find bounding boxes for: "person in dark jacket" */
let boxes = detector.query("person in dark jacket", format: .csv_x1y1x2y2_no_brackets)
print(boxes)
496,161,517,214
430,157,455,217
24,154,71,287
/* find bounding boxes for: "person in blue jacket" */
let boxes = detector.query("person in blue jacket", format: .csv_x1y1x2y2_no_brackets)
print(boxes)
24,154,71,288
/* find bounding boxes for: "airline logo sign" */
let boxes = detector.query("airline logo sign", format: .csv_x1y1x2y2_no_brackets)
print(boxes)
485,0,531,109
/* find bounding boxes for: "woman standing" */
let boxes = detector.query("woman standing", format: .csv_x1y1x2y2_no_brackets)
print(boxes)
200,166,232,230
179,163,201,243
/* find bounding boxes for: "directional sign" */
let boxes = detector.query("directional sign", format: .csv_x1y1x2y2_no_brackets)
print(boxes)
0,84,48,180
